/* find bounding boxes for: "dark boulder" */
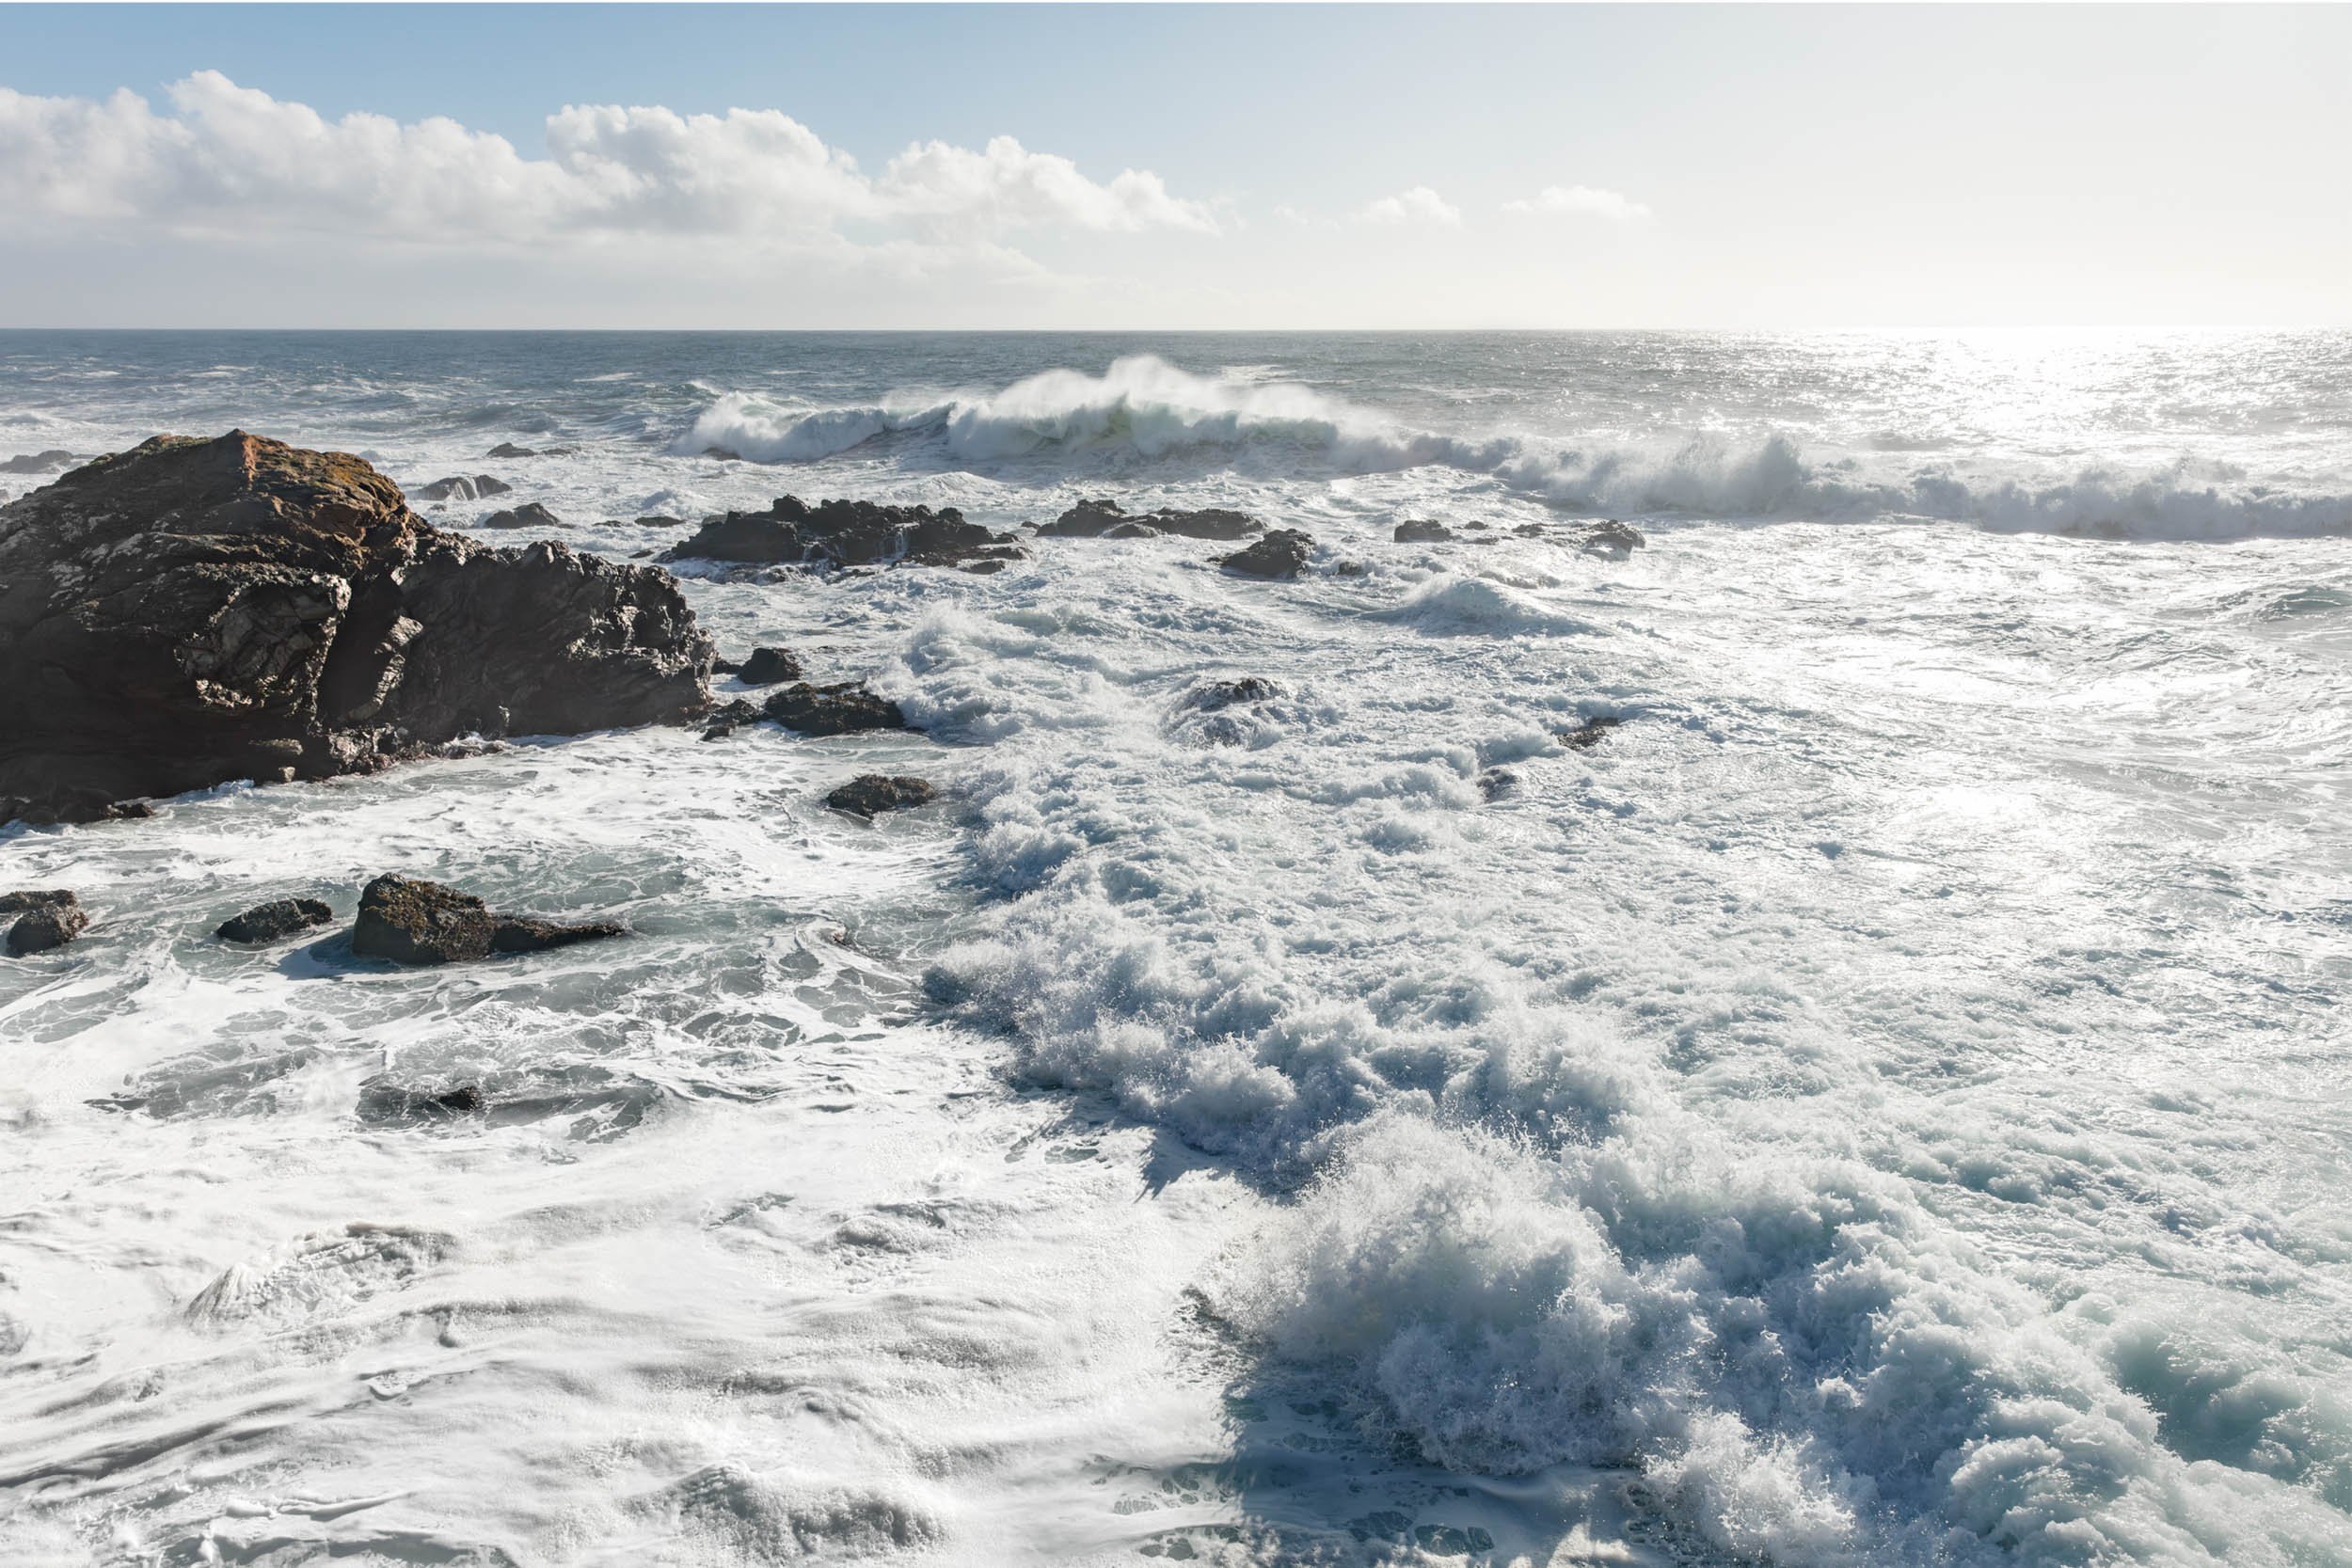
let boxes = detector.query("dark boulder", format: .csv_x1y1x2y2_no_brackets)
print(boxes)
7,891,87,957
1393,519,1454,544
215,896,334,943
1560,716,1625,750
660,496,1022,573
491,915,627,954
1040,499,1262,542
737,646,804,685
0,433,711,825
1,450,79,476
631,515,685,529
700,698,761,740
357,1080,486,1123
415,475,512,503
1579,520,1646,559
481,501,561,531
825,774,937,817
350,873,623,965
763,682,909,737
486,443,539,459
1181,677,1283,712
1218,530,1315,579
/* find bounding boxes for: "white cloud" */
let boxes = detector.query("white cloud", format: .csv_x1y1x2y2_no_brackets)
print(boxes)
1502,184,1653,222
1356,185,1462,228
0,72,1219,245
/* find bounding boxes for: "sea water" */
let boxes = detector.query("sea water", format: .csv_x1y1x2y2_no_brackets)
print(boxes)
1,330,2347,1567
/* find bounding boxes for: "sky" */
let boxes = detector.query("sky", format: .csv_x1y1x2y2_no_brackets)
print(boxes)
1,3,2346,330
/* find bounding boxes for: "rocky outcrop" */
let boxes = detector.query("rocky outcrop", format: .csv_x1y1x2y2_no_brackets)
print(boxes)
215,897,334,943
350,874,623,965
0,433,711,824
1181,677,1283,712
1393,519,1454,544
1,450,79,476
481,501,560,531
825,774,936,817
763,682,910,736
699,698,760,740
5,890,87,957
1579,520,1646,559
1039,499,1262,541
661,497,1022,574
1218,530,1314,579
736,647,804,685
415,475,512,503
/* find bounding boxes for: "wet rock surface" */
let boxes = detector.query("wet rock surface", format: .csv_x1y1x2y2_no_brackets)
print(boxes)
350,874,623,965
661,496,1023,573
825,774,937,817
215,897,334,944
1039,498,1263,541
736,646,805,685
763,681,910,736
1560,716,1626,750
414,475,512,503
1,450,80,476
1181,677,1284,712
699,698,761,740
1579,519,1646,558
1392,519,1454,543
480,500,561,531
1218,529,1315,579
357,1081,487,1123
0,432,710,825
6,891,87,957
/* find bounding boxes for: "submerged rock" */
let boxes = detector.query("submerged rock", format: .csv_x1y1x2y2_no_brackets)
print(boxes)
0,432,710,825
1393,518,1454,543
825,774,937,817
699,697,761,740
1039,498,1262,541
1579,519,1646,559
415,474,512,503
737,646,804,685
1,450,79,475
661,497,1022,573
480,500,561,531
1478,768,1518,801
6,891,87,957
215,897,334,944
1181,676,1284,712
763,682,909,736
1218,530,1315,579
357,1080,486,1123
1560,716,1626,750
350,874,623,965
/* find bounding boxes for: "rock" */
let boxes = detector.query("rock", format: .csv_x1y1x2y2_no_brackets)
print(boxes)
660,496,1023,573
763,682,909,737
700,698,760,740
1181,677,1283,712
1174,677,1285,748
415,475,513,503
481,501,561,531
486,442,538,459
1560,716,1625,750
1393,519,1454,543
1,450,79,475
1217,530,1315,579
0,889,76,915
7,892,87,957
357,1080,486,1123
825,774,937,817
1579,520,1646,559
632,515,685,528
1039,499,1262,541
737,647,804,685
350,873,623,965
215,897,334,943
0,433,711,825
1477,768,1518,801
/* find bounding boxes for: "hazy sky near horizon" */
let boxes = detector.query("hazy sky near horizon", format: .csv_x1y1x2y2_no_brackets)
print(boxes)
1,3,2346,330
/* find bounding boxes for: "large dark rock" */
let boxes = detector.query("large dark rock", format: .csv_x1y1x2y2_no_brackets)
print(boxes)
1560,716,1625,750
486,443,539,459
661,497,1022,573
737,646,804,685
825,774,937,817
1218,530,1315,579
699,698,760,740
215,897,334,944
1180,677,1283,713
481,501,561,531
415,475,512,503
763,682,909,736
1393,519,1454,544
1579,520,1646,559
6,891,87,957
1040,499,1263,542
2,450,79,476
0,433,711,825
350,874,623,965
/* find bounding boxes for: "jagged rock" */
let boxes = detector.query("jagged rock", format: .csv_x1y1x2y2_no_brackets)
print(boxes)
762,682,908,736
1579,520,1646,559
415,475,513,503
825,774,937,817
0,433,710,824
1560,716,1625,750
1040,499,1262,541
481,501,561,531
660,497,1022,573
350,873,623,965
1218,530,1314,579
700,698,760,740
215,897,334,943
1181,677,1283,712
1393,519,1454,543
738,647,804,685
1,450,78,475
7,891,87,957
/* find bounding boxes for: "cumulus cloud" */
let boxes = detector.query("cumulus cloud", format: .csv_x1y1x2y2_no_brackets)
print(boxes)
1356,185,1462,228
1502,183,1653,222
0,72,1219,244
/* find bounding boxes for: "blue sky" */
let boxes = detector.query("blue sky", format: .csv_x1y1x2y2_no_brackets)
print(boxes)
2,4,2346,328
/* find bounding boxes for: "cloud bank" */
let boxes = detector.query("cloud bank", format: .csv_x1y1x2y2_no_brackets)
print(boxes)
1357,185,1463,228
1503,183,1653,222
0,72,1220,245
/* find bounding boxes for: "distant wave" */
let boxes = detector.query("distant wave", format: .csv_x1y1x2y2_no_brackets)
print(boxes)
679,356,2352,541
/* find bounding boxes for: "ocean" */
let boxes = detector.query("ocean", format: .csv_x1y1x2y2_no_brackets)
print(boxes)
1,329,2347,1567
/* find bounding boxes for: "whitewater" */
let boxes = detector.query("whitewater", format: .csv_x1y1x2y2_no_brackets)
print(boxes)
2,329,2347,1568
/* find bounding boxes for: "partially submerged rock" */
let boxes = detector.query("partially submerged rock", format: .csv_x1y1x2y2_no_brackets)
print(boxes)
215,897,334,944
415,475,512,502
486,442,540,459
1,450,79,476
481,501,561,531
1393,519,1454,544
1040,499,1262,541
825,774,937,817
1579,520,1646,559
0,432,710,825
763,682,910,737
661,497,1022,573
1218,530,1315,579
1181,676,1284,712
699,698,760,740
357,1080,486,1123
350,873,623,965
1173,677,1286,747
737,647,804,685
6,891,87,957
1560,716,1625,750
